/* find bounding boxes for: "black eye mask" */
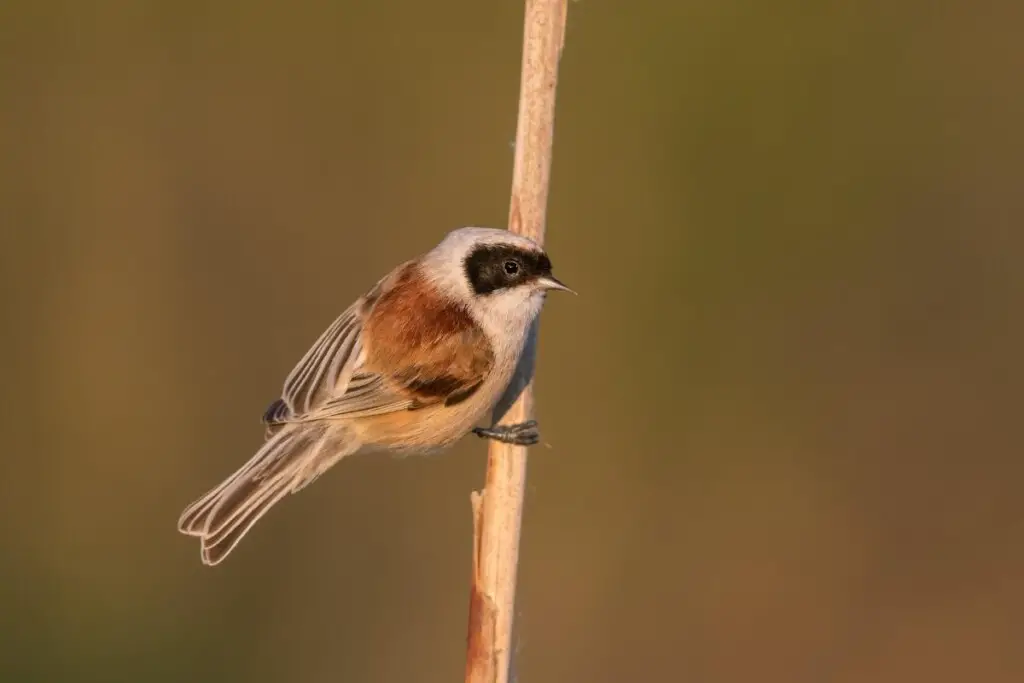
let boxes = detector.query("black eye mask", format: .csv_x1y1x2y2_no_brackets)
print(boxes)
463,244,553,296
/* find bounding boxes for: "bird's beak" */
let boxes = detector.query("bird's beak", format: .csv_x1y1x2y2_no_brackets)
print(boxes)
537,275,576,295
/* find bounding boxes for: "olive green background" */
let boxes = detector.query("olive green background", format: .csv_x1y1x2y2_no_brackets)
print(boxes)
2,2,1022,682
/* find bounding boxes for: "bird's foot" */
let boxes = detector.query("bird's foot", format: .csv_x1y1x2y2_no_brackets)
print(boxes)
473,420,540,446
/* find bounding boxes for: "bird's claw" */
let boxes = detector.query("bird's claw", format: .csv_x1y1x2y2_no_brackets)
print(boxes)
473,420,540,446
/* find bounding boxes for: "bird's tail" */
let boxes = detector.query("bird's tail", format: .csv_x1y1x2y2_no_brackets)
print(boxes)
177,423,351,566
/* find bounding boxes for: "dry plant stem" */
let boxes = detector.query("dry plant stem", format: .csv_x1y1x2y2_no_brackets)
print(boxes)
465,2,568,683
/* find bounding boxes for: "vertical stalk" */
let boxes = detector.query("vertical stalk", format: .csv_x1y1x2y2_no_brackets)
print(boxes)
464,2,568,682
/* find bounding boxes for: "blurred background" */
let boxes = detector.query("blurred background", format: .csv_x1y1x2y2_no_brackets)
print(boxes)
1,1,1022,681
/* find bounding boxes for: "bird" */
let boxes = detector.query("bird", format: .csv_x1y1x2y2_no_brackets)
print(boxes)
177,226,573,566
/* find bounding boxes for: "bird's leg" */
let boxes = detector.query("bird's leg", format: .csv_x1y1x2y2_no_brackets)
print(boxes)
473,420,540,446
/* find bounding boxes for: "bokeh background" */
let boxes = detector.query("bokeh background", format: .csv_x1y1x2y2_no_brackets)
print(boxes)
2,1,1022,681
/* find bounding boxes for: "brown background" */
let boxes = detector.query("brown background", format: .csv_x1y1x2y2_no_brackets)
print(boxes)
2,2,1022,682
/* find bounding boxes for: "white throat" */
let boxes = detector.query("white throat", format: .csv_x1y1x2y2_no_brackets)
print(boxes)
470,288,546,356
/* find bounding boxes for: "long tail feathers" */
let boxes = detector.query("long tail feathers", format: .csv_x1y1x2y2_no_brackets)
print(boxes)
177,424,346,566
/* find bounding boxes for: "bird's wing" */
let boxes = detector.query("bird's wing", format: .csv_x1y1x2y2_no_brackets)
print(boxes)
276,304,364,417
307,371,416,419
313,353,488,420
261,261,490,431
264,340,486,428
262,266,407,428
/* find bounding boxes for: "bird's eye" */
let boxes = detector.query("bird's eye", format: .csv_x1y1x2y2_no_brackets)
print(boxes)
503,260,520,275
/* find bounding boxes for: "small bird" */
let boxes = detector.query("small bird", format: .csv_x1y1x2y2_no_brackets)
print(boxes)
177,226,572,565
